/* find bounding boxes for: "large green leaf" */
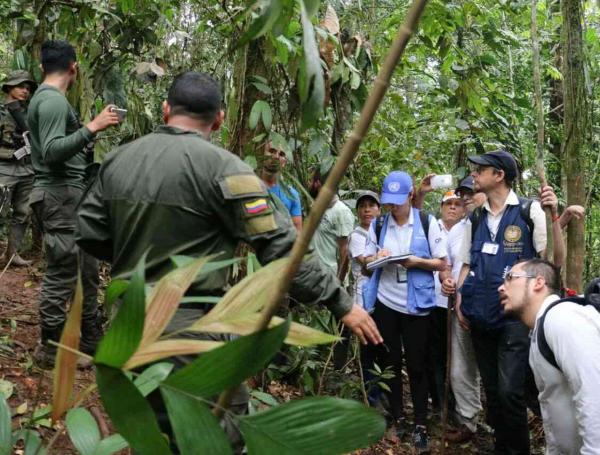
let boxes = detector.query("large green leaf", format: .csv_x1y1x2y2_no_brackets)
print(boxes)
163,318,290,398
94,434,129,455
298,0,325,129
237,0,284,48
104,279,128,313
239,397,385,454
96,365,170,455
133,362,174,397
95,256,146,367
161,388,232,455
66,408,101,455
170,256,241,281
12,430,46,455
0,396,10,455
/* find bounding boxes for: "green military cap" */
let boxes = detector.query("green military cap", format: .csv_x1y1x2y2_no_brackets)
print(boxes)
2,70,37,93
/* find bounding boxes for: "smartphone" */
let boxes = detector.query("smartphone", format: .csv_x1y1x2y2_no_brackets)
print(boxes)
110,107,127,120
431,174,454,189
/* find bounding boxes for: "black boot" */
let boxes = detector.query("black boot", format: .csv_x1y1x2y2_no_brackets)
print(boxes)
80,317,103,356
33,326,63,369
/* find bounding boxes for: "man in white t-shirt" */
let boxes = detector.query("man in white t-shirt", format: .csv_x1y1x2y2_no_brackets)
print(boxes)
348,191,381,307
309,168,355,282
499,259,600,455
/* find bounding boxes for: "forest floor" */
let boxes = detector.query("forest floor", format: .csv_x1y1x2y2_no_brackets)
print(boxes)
0,246,545,454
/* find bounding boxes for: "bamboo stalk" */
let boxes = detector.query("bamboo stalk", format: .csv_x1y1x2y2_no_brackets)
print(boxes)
531,0,554,260
214,0,430,418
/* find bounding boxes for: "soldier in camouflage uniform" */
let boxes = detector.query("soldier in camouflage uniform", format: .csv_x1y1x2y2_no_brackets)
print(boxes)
75,72,382,448
27,40,120,367
0,70,37,266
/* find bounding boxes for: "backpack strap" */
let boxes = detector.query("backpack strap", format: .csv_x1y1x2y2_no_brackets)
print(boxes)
470,206,482,240
419,210,430,237
374,215,385,245
517,197,535,236
537,296,589,371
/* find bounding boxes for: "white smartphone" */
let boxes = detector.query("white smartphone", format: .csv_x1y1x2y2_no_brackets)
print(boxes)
430,174,454,189
110,107,127,120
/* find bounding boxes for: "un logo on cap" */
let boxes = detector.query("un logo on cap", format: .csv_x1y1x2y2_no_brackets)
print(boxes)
388,182,400,192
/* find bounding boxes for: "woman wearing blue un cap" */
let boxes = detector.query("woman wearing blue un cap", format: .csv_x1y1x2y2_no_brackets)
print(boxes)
362,170,448,453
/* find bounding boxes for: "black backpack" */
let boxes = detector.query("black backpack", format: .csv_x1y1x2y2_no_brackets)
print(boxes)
374,211,431,245
537,278,600,371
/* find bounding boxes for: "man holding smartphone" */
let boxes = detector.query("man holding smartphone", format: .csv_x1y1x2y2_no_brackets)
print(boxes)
27,40,121,367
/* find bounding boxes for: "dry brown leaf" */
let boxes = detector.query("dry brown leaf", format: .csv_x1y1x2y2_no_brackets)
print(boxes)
198,257,289,326
124,339,223,370
321,3,340,35
52,276,83,422
189,314,340,347
140,256,211,348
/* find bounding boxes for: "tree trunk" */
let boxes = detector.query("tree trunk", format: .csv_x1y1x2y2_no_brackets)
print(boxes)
561,0,587,291
226,39,268,158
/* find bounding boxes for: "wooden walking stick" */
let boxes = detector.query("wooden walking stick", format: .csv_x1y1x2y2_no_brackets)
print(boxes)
214,0,431,419
440,294,455,455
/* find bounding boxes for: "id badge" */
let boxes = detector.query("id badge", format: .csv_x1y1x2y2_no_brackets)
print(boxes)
396,265,407,283
482,242,499,255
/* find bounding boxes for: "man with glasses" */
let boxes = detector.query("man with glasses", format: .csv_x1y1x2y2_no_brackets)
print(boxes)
260,140,302,232
454,150,557,454
499,259,600,454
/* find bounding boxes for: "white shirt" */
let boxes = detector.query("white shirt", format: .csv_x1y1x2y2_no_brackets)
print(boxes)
348,226,369,308
364,210,447,314
529,295,600,455
434,219,465,308
459,190,546,264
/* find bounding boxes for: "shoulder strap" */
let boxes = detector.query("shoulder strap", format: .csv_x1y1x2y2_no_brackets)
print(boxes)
375,216,384,244
518,197,535,235
470,206,483,240
537,296,589,371
419,210,430,237
351,226,368,240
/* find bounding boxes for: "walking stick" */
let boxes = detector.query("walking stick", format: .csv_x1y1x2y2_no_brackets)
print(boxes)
441,294,455,455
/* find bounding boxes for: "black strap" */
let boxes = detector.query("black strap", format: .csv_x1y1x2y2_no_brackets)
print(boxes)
537,289,600,371
6,102,29,134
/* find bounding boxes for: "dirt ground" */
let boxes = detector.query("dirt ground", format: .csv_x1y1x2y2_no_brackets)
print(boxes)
0,247,545,454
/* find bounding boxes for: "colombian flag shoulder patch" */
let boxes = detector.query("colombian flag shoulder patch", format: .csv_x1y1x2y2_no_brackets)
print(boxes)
244,198,269,214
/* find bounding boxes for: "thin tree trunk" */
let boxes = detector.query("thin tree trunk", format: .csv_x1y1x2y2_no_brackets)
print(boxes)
561,0,587,291
531,0,554,260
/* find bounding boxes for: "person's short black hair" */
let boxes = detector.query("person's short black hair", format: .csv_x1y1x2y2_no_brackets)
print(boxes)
41,40,76,74
517,258,561,295
167,72,221,124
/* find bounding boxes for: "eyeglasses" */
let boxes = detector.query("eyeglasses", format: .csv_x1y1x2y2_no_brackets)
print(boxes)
503,271,536,282
469,164,492,174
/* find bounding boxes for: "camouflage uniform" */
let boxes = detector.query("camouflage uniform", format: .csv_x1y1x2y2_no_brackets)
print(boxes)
0,70,36,266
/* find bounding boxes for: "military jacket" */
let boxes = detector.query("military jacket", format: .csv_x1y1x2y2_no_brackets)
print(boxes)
0,100,34,177
27,84,94,189
75,125,352,318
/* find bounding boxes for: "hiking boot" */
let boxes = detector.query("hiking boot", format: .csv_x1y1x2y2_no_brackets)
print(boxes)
33,326,63,369
2,224,32,267
412,425,430,454
445,424,474,443
10,253,32,267
80,317,103,356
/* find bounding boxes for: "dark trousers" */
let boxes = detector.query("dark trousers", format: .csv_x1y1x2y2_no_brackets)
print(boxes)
362,301,430,425
471,321,530,455
428,307,454,411
30,186,99,331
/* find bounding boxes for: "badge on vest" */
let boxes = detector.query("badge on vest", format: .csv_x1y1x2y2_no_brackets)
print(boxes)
482,242,499,255
503,225,524,254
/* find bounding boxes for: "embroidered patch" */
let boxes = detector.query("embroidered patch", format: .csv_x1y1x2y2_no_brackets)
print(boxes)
244,198,269,215
504,225,522,243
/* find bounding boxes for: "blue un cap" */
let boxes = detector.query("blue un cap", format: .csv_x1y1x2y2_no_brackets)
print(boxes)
381,171,413,205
